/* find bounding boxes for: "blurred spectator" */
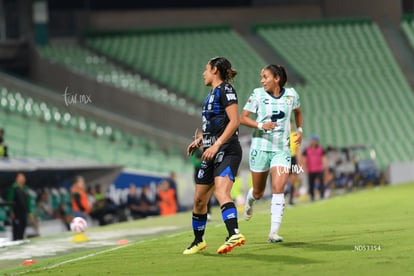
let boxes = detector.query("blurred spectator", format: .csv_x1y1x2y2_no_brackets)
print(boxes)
127,184,144,219
71,176,90,219
141,185,159,217
0,196,8,231
302,135,327,201
167,171,180,210
57,187,72,231
35,190,54,220
0,128,8,158
7,172,32,240
323,168,336,198
127,184,159,219
87,186,96,209
90,184,119,226
157,180,177,216
94,184,105,201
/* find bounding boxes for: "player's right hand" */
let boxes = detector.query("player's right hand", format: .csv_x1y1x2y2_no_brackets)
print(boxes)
263,121,277,131
187,138,202,156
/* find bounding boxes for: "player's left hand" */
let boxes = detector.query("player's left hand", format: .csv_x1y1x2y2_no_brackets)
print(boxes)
295,131,302,145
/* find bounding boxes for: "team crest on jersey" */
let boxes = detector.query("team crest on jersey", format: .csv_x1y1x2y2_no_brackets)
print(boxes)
286,96,293,105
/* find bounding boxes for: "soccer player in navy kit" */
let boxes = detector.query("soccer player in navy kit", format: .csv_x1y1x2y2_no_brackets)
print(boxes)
183,57,246,255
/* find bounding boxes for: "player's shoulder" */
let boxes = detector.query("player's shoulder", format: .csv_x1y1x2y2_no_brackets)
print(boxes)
252,87,266,96
219,82,236,93
284,87,299,97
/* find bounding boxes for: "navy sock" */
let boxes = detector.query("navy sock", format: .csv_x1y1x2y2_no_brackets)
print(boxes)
221,202,239,237
192,213,207,242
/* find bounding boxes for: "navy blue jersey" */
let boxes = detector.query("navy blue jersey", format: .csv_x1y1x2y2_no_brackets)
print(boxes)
201,82,238,148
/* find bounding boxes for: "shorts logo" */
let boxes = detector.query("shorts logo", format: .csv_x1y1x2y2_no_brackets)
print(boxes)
198,169,204,179
250,157,255,166
214,152,224,164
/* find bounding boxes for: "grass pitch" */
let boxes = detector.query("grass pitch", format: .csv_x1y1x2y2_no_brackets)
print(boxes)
1,182,414,275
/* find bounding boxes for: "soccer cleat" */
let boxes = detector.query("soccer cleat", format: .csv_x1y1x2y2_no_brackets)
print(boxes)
268,233,283,243
244,200,254,221
183,240,206,255
217,233,246,254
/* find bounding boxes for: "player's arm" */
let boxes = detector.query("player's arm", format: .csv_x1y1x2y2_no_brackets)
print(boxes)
240,110,257,128
202,103,239,161
293,107,303,145
240,110,275,131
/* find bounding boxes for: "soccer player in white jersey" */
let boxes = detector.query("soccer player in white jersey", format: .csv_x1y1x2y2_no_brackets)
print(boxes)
240,64,303,243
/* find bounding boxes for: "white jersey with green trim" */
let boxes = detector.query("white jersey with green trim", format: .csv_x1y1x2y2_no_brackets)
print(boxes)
243,87,300,152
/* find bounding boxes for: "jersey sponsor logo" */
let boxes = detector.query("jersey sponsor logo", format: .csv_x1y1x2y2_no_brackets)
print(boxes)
226,93,237,101
202,135,216,148
271,110,285,122
224,85,233,92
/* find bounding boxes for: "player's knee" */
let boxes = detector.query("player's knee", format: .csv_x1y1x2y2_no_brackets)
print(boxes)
193,196,207,212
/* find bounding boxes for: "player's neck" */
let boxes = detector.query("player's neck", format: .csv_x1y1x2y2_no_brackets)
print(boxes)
271,86,281,97
211,79,223,89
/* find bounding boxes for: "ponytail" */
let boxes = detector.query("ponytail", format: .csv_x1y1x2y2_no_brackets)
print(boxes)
209,57,237,83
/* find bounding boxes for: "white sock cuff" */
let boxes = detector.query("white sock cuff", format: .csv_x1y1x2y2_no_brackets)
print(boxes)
247,188,256,201
272,193,285,203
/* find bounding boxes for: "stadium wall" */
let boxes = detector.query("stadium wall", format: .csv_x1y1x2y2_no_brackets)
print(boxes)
386,162,414,185
68,5,322,35
323,0,402,25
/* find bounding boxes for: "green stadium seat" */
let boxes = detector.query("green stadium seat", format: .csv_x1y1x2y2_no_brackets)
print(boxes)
0,85,192,173
86,27,266,106
256,19,414,167
37,44,197,114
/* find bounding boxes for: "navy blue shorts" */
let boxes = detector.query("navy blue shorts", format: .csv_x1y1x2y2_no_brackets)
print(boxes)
196,141,242,185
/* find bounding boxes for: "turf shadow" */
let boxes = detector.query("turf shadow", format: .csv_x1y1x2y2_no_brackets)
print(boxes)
202,251,318,264
280,241,351,252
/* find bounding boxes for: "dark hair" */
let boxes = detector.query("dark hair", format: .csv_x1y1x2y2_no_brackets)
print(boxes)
264,64,287,88
209,57,237,83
